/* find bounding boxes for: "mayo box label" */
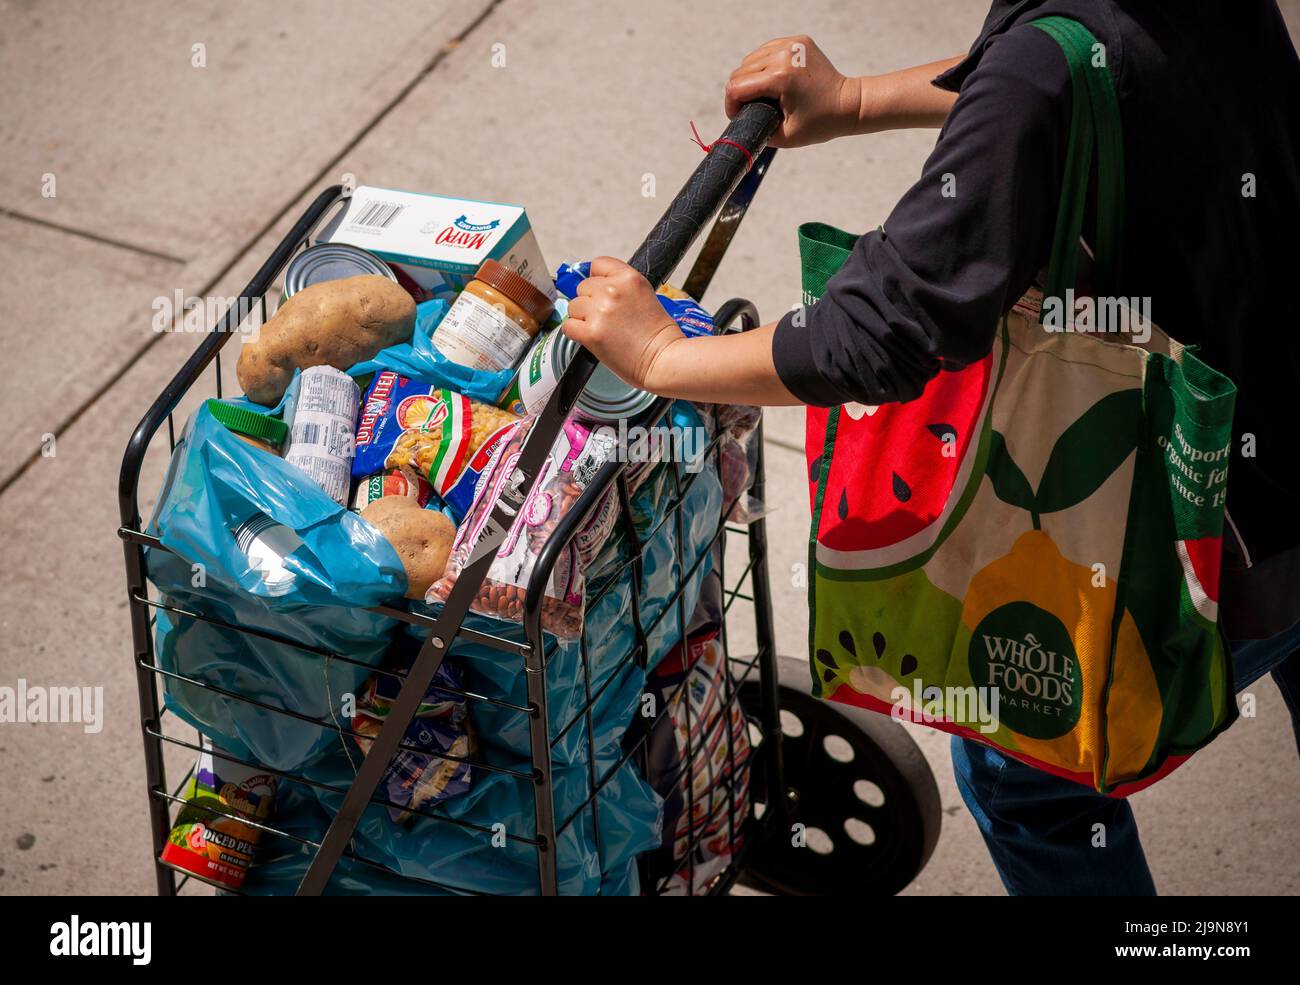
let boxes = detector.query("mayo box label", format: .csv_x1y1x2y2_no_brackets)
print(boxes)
317,185,554,301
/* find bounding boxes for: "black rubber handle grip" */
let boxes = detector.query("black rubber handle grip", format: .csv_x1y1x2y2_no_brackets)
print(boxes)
556,97,783,405
628,98,782,287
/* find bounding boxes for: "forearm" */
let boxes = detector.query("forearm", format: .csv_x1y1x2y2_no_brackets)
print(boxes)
644,323,803,406
851,55,964,133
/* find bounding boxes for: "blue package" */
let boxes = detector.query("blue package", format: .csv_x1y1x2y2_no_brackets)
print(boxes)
145,400,407,770
554,261,715,338
440,416,522,521
352,372,478,488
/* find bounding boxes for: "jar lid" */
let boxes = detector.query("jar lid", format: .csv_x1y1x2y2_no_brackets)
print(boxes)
206,399,289,446
474,259,554,326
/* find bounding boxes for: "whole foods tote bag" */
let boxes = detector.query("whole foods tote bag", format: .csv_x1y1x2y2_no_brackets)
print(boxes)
803,16,1237,795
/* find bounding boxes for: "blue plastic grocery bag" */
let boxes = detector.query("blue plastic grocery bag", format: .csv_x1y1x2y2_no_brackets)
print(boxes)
240,734,660,895
146,400,407,771
240,402,720,895
347,299,515,404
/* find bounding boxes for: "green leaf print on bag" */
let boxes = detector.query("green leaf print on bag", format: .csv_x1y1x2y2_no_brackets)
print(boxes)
985,430,1038,517
986,388,1141,525
1035,389,1142,514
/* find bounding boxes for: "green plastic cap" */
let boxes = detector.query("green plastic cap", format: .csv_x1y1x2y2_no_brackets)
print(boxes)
205,399,289,447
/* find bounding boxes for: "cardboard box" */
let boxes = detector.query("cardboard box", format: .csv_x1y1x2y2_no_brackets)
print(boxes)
317,185,554,300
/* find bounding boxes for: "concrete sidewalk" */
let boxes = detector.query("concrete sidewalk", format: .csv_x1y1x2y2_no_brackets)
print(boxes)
1,0,1296,896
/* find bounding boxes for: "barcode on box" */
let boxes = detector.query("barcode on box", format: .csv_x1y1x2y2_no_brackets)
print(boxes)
350,200,405,229
292,423,322,446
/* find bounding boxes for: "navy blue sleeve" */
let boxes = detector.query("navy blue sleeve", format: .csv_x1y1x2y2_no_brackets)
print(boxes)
773,24,1073,407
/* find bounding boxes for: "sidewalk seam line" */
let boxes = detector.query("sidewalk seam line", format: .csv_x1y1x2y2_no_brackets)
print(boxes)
0,208,187,265
0,0,506,501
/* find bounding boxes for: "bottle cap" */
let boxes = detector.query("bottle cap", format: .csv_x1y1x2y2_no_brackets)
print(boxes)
206,399,289,447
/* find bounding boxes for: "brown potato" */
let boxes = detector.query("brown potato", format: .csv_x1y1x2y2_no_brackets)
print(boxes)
237,274,415,405
360,496,455,600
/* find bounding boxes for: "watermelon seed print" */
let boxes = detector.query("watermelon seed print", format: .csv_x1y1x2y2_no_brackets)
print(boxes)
891,473,912,503
814,623,919,697
812,336,998,575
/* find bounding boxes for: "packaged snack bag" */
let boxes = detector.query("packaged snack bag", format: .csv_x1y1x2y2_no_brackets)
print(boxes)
350,653,473,823
429,416,619,639
642,631,751,895
353,370,519,513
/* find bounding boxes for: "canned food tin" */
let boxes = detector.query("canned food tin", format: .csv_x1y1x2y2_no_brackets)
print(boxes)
158,737,277,892
282,243,397,301
498,329,656,421
576,361,658,422
497,329,567,416
350,466,433,511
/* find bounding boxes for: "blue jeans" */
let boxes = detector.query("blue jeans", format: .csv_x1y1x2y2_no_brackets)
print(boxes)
951,619,1300,895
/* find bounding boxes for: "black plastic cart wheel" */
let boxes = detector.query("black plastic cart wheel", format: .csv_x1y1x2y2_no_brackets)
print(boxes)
739,655,941,896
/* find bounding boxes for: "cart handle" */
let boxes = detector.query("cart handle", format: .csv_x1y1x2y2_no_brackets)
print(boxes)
296,98,783,897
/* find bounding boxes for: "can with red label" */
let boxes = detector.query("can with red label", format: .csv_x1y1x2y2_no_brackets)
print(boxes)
158,737,277,891
350,466,434,511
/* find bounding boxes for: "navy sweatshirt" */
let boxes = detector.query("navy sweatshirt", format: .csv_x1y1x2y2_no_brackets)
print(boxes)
772,0,1300,638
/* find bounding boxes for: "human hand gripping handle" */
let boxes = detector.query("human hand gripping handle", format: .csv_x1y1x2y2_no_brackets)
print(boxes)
724,35,963,146
564,38,967,407
561,96,802,406
562,256,801,406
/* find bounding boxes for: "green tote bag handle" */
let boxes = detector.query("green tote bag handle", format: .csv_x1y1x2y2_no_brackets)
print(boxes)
1030,15,1126,303
798,17,1125,314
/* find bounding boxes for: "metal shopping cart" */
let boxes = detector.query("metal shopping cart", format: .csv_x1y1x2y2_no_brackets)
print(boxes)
118,100,941,896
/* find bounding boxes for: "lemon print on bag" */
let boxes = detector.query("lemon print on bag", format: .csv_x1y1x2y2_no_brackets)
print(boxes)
959,529,1161,778
952,391,1164,782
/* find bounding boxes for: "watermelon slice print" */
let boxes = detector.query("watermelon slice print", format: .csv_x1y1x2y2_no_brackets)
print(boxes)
1175,535,1221,621
809,339,1000,574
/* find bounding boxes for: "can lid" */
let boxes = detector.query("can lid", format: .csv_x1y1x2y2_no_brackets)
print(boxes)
284,243,396,299
544,330,657,421
206,399,289,446
474,259,554,326
576,365,658,422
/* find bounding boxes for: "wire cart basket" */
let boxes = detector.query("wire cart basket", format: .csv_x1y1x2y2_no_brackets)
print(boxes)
118,101,941,897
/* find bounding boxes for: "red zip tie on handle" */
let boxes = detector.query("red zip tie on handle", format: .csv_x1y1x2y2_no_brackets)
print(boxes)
689,120,755,172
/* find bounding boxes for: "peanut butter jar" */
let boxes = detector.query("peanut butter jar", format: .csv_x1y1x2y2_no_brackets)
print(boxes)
432,259,554,373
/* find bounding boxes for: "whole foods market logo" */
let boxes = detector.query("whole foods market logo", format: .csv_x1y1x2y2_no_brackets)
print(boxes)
968,602,1079,739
